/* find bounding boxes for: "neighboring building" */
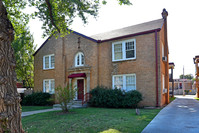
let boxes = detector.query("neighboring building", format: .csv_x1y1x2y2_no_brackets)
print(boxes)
169,62,175,96
193,56,199,97
34,9,170,107
169,79,195,95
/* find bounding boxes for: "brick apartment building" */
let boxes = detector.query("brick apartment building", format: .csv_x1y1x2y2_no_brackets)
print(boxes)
34,9,170,107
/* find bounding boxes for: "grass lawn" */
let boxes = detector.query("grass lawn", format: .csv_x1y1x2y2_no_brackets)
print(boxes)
22,107,160,133
22,106,53,112
194,97,199,101
169,97,176,103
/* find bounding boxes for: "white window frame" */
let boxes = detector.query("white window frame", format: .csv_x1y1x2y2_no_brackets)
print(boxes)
112,39,136,62
43,54,55,70
162,43,164,58
162,74,165,94
43,79,55,94
75,52,85,67
112,74,136,92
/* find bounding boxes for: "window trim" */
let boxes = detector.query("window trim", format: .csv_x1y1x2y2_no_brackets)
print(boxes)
75,52,85,67
112,74,136,91
162,74,165,94
112,39,136,62
162,43,164,58
43,54,55,70
43,79,55,94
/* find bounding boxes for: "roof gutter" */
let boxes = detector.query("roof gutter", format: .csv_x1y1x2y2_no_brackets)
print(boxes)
155,30,159,107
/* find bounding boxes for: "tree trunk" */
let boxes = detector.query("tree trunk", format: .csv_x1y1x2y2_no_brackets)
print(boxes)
0,1,24,132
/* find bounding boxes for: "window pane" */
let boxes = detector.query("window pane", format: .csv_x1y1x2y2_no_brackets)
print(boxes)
126,41,134,50
81,54,84,65
114,76,123,89
114,43,122,60
126,41,135,58
44,80,49,93
126,75,136,91
77,55,80,65
51,55,55,68
126,50,134,58
50,80,55,93
45,56,49,69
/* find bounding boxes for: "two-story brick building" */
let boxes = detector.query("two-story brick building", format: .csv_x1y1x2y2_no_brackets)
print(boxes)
34,9,170,107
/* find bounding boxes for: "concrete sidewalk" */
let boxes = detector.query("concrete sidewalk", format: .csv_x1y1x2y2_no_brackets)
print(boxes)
21,108,61,117
142,95,199,133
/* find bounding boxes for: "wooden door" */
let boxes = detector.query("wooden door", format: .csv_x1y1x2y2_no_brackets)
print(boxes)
77,79,84,100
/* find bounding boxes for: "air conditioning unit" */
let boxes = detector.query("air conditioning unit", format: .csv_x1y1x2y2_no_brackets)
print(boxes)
162,56,167,62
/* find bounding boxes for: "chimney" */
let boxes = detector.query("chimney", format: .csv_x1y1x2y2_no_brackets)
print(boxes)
162,8,168,20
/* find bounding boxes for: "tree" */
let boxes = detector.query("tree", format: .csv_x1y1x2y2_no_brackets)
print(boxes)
12,26,35,89
179,74,193,80
0,0,131,132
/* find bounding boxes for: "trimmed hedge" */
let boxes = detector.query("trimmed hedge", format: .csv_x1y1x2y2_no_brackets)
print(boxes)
21,92,53,106
89,86,142,108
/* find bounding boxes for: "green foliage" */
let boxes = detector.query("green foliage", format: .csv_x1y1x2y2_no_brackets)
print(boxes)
4,0,35,89
89,86,142,108
22,92,53,106
11,26,35,88
100,129,121,133
3,0,131,38
55,84,77,112
184,90,190,94
169,97,176,103
123,90,143,108
179,74,193,80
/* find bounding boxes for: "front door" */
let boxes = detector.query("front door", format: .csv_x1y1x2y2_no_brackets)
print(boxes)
77,79,84,100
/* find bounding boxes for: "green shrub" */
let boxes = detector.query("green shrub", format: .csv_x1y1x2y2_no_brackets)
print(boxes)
89,86,142,108
22,92,53,106
122,90,142,108
55,84,77,112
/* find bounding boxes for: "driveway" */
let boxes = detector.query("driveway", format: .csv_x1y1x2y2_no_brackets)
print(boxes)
142,95,199,133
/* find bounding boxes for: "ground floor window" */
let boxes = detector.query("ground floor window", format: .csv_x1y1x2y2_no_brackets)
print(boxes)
162,74,165,94
112,74,136,91
43,79,55,94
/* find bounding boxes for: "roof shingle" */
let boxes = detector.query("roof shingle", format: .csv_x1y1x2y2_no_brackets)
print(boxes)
90,19,164,41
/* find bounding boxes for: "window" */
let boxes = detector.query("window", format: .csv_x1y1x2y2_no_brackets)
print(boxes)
113,74,136,91
43,79,55,94
162,74,165,93
112,39,136,61
75,52,85,66
162,43,164,57
43,54,55,69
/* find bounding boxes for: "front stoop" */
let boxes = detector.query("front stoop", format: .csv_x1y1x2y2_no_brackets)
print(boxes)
53,100,88,109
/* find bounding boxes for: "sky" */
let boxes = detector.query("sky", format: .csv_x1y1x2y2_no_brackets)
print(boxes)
28,0,199,79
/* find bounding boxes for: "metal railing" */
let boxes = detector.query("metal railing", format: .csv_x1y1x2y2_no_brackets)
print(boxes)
82,93,91,106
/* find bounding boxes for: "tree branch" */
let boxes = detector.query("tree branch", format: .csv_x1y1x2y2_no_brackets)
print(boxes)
45,0,60,33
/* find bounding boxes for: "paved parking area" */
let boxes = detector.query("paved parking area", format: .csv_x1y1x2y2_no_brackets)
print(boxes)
142,95,199,133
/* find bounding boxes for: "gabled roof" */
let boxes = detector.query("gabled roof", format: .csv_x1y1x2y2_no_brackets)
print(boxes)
33,30,98,56
90,19,164,42
34,18,164,56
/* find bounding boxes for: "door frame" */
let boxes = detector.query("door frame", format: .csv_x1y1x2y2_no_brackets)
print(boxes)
74,77,85,100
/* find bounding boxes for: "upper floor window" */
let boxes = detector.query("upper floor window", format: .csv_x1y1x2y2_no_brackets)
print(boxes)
112,39,136,61
43,54,55,70
162,43,164,57
75,52,84,67
113,74,136,92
